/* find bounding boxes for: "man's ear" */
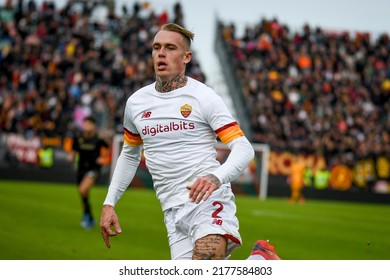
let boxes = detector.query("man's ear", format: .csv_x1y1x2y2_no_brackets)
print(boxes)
184,51,192,64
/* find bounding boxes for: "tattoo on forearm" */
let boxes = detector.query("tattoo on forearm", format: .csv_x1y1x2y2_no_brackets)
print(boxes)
205,174,221,187
155,73,187,92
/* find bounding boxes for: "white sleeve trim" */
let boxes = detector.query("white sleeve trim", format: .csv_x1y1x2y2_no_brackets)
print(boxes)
103,143,142,207
211,136,255,185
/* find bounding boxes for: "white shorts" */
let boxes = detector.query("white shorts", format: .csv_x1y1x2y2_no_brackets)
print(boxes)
163,186,242,260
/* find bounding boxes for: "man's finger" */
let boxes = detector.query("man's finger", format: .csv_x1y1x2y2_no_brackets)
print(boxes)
192,187,203,202
203,188,213,201
113,221,122,235
195,187,209,203
188,177,218,203
188,179,201,200
101,228,112,248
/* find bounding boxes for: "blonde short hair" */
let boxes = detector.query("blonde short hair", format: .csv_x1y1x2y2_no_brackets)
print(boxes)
160,23,194,49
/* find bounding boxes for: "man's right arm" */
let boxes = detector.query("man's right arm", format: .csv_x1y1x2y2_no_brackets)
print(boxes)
103,143,142,206
100,143,142,248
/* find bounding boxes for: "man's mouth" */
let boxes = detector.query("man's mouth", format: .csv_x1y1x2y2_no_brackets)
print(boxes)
157,61,168,71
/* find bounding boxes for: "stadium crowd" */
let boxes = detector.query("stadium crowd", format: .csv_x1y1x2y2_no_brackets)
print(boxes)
0,0,205,139
220,18,390,166
1,0,389,172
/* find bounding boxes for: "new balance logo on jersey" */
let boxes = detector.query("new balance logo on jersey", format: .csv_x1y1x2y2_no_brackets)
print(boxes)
142,111,152,118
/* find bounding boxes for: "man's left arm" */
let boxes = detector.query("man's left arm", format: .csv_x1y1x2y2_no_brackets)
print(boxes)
188,91,255,203
188,136,254,203
96,138,110,165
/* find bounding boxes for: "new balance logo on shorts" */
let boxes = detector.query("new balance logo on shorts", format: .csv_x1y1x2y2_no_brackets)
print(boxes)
212,219,223,225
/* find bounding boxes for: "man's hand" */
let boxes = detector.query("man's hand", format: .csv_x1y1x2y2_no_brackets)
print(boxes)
96,157,105,165
67,152,74,163
100,205,122,248
187,174,221,204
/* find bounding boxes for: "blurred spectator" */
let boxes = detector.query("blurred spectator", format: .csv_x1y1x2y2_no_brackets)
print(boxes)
0,0,205,139
220,18,390,166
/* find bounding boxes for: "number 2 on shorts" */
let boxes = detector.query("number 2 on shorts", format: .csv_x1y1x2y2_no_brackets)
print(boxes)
212,201,224,218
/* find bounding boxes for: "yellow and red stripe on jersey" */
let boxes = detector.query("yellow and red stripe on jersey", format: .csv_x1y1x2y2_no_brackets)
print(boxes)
215,122,244,144
123,127,143,146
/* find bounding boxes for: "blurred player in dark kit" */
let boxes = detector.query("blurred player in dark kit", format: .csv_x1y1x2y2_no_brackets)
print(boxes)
69,116,109,229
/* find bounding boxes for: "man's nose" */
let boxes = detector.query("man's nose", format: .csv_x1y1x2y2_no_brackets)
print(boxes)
157,47,166,56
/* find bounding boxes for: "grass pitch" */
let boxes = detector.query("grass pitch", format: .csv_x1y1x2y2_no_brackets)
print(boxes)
0,180,389,260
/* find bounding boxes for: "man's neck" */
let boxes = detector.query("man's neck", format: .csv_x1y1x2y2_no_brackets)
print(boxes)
83,131,95,138
155,73,187,93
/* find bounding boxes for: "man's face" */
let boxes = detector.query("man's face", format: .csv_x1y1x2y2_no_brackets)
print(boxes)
152,30,192,82
83,120,95,134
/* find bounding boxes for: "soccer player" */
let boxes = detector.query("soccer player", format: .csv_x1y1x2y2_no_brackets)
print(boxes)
100,23,281,260
288,155,306,204
69,116,109,229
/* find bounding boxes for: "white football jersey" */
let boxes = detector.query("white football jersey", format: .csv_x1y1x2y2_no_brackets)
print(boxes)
123,77,245,210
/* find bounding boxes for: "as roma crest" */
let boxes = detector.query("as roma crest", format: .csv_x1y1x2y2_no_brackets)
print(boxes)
180,104,192,118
